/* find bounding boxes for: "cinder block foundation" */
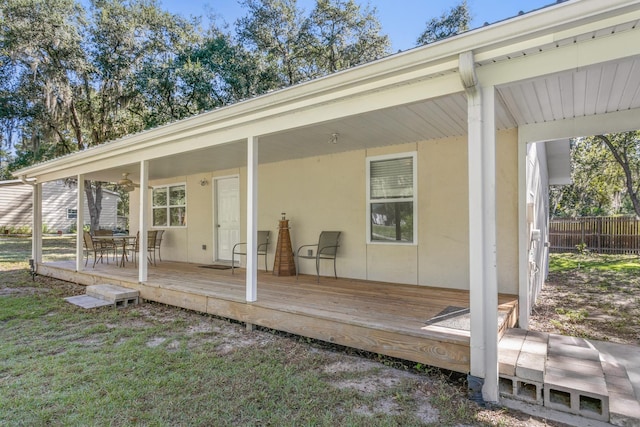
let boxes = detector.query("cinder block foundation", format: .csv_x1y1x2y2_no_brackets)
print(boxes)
499,374,544,405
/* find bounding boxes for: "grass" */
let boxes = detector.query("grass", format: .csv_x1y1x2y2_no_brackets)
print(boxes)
549,252,640,273
1,236,551,426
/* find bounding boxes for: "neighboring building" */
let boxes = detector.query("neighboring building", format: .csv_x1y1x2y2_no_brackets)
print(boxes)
12,0,640,403
0,179,120,233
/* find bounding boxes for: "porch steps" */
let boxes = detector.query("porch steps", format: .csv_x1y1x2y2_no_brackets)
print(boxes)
65,284,139,309
498,329,640,426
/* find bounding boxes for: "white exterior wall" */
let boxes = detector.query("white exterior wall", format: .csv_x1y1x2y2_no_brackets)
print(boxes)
131,130,519,293
525,142,551,311
0,180,120,232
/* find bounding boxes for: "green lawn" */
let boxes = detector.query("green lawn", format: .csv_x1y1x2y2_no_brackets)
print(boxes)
549,252,640,273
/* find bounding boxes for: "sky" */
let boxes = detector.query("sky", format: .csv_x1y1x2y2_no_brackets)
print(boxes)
158,0,557,51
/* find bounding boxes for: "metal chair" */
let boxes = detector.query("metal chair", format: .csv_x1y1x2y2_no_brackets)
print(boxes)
296,231,341,282
131,230,157,267
153,229,164,263
231,231,270,274
83,230,110,268
94,229,117,261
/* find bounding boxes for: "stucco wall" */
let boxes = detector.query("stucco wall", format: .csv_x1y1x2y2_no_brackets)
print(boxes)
132,130,519,293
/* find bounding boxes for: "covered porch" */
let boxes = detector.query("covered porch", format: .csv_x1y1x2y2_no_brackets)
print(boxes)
15,0,640,403
41,259,518,374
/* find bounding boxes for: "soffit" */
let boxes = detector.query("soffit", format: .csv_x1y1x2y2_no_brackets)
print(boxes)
18,1,640,184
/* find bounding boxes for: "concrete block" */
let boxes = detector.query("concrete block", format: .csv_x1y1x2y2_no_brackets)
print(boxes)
544,370,609,422
521,338,548,356
516,351,546,383
500,332,526,352
545,366,607,391
609,391,640,427
498,375,543,405
499,348,520,376
516,379,544,405
548,342,600,362
87,284,139,301
548,334,589,349
525,330,549,343
546,354,604,377
503,328,528,339
499,375,516,397
605,374,636,396
602,359,629,379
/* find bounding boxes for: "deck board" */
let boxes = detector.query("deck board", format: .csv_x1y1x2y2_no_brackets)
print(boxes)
39,260,518,373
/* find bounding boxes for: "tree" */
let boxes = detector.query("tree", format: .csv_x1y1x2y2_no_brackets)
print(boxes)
306,0,390,74
596,132,640,218
236,0,311,87
416,1,470,45
1,0,200,231
236,0,390,86
550,132,640,219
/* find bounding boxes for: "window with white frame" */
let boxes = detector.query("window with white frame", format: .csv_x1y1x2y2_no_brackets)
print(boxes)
152,184,186,227
67,208,77,219
367,152,417,243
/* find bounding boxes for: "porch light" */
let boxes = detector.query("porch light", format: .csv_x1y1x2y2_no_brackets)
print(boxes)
328,133,339,144
199,178,209,186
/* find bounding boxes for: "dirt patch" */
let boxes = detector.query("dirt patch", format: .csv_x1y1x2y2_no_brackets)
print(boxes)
0,287,48,297
529,257,640,345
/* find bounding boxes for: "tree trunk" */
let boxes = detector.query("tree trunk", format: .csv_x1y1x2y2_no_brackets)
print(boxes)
597,135,640,219
84,181,103,232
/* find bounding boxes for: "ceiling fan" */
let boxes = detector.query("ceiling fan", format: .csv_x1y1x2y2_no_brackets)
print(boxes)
118,173,137,192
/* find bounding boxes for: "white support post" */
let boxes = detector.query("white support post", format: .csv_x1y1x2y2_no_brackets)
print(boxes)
32,182,43,266
139,160,149,283
76,176,85,271
517,137,530,329
467,81,499,402
246,136,258,302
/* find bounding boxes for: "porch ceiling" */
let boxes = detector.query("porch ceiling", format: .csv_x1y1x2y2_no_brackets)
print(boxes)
95,52,640,185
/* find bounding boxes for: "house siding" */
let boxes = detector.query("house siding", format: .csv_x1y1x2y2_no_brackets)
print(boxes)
0,180,120,232
525,142,551,312
132,129,519,294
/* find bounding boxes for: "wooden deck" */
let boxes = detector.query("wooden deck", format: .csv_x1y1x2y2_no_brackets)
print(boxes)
39,260,518,373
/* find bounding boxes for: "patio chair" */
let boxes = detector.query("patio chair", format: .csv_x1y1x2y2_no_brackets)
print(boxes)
130,230,157,267
94,229,117,261
231,230,270,274
296,231,341,282
83,230,111,268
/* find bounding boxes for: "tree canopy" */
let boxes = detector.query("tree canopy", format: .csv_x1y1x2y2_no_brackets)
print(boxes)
416,0,470,45
551,131,640,219
0,0,392,229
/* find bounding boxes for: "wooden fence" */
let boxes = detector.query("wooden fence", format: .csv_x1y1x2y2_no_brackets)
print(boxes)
549,216,640,254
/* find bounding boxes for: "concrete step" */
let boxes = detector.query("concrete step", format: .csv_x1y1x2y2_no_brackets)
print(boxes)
544,336,609,422
498,329,640,426
600,354,640,427
65,284,139,309
86,284,139,307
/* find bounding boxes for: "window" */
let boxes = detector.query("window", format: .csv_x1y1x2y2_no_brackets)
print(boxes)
67,208,77,219
367,153,416,243
152,184,186,227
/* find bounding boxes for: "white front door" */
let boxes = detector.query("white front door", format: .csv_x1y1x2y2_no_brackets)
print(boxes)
215,176,240,262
